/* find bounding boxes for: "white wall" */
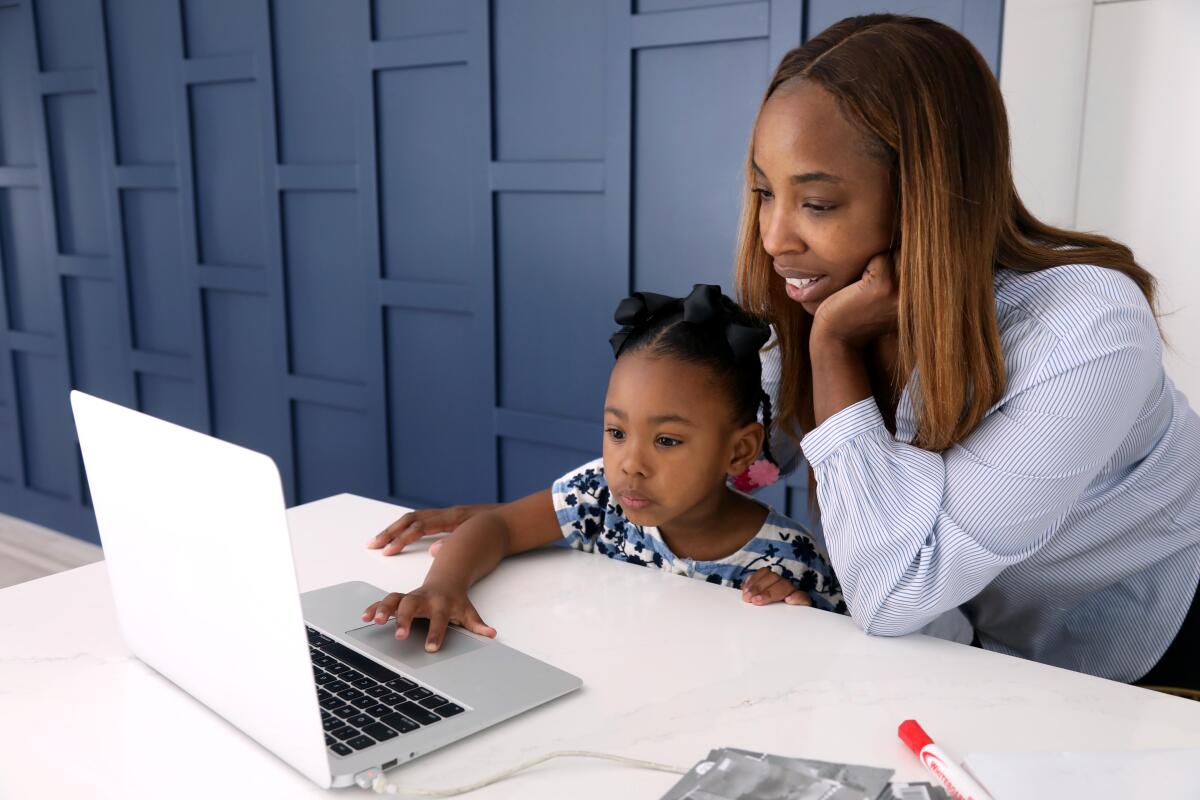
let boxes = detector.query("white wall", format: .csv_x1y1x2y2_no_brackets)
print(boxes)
1001,0,1200,405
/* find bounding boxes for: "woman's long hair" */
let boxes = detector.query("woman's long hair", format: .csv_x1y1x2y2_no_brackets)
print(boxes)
736,14,1157,452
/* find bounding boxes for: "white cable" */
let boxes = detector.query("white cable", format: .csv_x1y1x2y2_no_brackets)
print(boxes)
369,749,690,797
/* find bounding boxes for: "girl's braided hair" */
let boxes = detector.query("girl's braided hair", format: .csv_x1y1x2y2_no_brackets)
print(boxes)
609,284,777,466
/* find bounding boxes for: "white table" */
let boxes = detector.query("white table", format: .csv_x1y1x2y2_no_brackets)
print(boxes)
2,493,1198,798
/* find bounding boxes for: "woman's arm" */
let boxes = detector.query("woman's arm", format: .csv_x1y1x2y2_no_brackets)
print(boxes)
803,313,1161,635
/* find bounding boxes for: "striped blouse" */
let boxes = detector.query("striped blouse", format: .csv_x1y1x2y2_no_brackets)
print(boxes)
763,263,1200,682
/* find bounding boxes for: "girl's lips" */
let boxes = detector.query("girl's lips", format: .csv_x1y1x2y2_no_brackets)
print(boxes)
784,274,826,303
618,492,652,510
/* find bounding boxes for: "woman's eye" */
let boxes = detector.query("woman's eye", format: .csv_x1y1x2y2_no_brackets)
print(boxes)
656,436,682,448
751,187,773,201
804,202,835,214
605,427,625,441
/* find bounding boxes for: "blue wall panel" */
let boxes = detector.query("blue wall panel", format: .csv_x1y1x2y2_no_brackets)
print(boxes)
121,189,188,354
190,82,265,268
63,277,125,400
105,0,177,165
385,307,492,507
0,5,36,166
14,351,74,498
292,400,376,503
376,65,473,284
204,289,286,461
281,191,367,384
633,38,769,294
45,92,107,256
0,0,1004,542
0,188,54,333
496,192,614,421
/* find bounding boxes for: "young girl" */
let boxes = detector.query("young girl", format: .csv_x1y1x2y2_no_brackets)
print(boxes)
364,284,845,652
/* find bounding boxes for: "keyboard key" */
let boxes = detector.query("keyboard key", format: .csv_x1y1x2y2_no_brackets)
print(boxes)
329,742,352,757
362,722,399,742
366,685,390,698
352,695,376,709
318,641,403,683
320,697,346,711
347,735,376,751
336,688,364,701
379,712,420,734
306,627,333,647
352,677,376,690
348,713,374,728
403,687,432,701
312,654,336,667
314,672,335,686
437,703,465,718
327,662,350,675
384,677,417,693
341,669,364,682
330,725,358,741
322,717,340,732
320,708,331,719
380,692,405,705
365,703,391,716
393,701,440,726
325,734,335,746
325,680,348,693
333,705,358,719
318,688,332,700
418,695,447,709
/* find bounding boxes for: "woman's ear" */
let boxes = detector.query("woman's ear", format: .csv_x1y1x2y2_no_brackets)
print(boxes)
728,421,766,475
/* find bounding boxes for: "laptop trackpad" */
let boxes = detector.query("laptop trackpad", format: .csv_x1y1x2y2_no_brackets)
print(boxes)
344,619,485,672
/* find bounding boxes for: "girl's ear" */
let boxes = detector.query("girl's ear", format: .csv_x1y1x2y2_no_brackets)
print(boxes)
728,421,766,475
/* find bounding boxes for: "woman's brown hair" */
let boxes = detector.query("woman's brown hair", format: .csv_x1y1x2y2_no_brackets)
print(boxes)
736,14,1157,452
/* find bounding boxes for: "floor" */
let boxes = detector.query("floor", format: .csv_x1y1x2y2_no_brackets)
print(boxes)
0,512,103,590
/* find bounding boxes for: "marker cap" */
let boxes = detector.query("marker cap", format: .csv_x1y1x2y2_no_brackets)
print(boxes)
898,719,933,756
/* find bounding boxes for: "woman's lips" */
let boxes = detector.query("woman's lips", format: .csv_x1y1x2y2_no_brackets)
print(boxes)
783,274,825,303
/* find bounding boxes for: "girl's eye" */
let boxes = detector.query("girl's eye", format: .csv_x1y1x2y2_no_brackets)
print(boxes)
752,187,773,201
605,427,625,441
804,202,835,214
655,436,682,448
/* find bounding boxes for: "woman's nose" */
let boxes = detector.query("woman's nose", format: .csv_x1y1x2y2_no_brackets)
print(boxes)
760,205,805,257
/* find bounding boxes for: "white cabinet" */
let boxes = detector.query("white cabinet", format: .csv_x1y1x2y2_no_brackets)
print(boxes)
1002,0,1200,405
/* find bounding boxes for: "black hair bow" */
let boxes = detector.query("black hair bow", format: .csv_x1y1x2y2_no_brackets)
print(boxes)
608,284,770,361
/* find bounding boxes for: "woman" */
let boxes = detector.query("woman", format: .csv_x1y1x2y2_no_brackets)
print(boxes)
373,15,1200,688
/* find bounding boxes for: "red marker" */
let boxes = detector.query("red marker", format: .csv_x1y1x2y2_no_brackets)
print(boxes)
898,720,993,800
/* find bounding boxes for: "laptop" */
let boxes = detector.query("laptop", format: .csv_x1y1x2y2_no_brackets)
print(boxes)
69,390,582,789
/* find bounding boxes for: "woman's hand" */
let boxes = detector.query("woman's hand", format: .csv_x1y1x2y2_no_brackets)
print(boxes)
810,250,899,349
368,504,498,556
740,567,813,607
362,584,497,653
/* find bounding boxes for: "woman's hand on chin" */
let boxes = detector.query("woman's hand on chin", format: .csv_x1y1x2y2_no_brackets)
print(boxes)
811,250,899,349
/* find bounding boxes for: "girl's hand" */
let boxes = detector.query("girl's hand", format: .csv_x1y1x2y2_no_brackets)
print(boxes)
741,567,812,607
362,584,497,653
368,503,498,556
811,250,899,349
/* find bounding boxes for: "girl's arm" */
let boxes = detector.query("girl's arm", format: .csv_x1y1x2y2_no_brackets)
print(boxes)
362,488,562,652
421,489,561,591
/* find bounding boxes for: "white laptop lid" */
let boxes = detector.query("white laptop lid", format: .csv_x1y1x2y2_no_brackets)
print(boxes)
70,391,332,788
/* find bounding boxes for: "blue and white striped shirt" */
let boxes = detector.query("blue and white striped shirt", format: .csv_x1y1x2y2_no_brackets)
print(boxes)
767,263,1200,681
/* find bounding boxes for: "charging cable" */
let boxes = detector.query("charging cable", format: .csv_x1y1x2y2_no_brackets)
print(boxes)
355,750,689,796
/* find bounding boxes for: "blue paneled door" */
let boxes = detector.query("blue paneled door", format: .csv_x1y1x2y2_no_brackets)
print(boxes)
0,0,1003,543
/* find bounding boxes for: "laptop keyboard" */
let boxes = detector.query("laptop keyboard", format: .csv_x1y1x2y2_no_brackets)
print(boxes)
306,626,466,758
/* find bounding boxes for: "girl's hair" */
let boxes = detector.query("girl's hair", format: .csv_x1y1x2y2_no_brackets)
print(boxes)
735,14,1157,452
610,284,777,465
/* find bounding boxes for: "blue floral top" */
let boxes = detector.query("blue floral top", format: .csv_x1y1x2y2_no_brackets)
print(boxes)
551,459,847,613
